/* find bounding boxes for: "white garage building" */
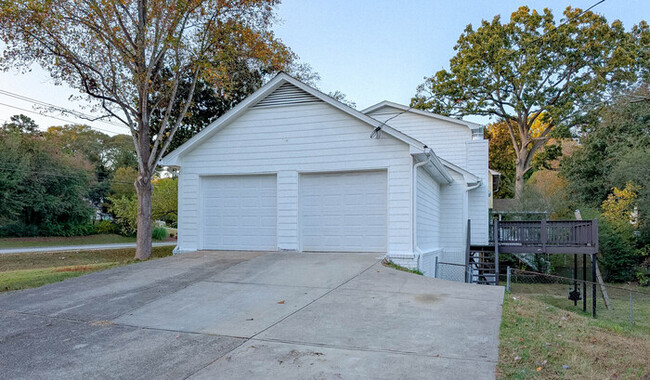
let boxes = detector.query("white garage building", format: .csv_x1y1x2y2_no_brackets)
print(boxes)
160,73,489,273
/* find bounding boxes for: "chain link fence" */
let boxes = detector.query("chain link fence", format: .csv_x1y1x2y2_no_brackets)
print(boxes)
435,261,467,282
505,268,650,329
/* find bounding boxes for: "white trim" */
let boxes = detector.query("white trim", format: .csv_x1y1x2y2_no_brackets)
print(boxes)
361,100,482,130
160,73,431,166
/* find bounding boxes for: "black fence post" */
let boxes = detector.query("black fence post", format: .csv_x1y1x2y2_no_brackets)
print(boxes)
494,219,499,286
465,219,471,283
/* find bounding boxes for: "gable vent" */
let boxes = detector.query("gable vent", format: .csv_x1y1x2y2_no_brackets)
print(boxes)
253,83,322,108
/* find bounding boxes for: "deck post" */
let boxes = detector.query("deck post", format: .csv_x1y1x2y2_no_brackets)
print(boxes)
506,266,511,292
573,254,578,306
583,254,587,312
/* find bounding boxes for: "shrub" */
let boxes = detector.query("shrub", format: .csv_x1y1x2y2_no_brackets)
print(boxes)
152,227,168,241
94,220,118,234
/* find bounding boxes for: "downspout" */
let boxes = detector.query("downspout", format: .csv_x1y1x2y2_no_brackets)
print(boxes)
413,152,430,269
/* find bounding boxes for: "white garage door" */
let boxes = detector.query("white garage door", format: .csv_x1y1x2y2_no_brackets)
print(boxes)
300,171,387,252
201,175,277,250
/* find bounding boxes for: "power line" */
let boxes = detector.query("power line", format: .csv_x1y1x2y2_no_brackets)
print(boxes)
0,89,129,129
0,101,126,136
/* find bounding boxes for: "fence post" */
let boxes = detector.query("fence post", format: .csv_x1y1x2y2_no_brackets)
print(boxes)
630,292,633,326
434,256,439,279
494,219,500,286
465,219,471,283
506,266,511,292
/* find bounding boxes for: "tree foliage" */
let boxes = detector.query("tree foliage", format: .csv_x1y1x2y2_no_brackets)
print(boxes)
0,0,294,259
0,117,95,236
109,177,178,235
562,85,650,207
413,6,648,197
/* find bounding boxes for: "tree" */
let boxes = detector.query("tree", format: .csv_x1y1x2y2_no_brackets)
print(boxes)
1,114,39,134
412,6,647,198
110,167,138,199
562,85,650,207
1,0,293,259
0,121,95,236
486,118,568,199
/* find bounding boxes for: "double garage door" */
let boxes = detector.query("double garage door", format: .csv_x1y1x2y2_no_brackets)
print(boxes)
201,171,387,252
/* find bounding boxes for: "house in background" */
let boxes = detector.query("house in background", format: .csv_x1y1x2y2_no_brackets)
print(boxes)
160,73,489,276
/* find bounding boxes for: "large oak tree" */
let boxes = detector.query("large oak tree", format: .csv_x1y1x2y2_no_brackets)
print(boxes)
0,0,293,259
412,6,647,198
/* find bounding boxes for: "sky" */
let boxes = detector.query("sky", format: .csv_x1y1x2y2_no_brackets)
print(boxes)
0,0,648,134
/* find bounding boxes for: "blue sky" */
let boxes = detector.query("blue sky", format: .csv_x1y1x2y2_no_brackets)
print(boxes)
0,0,648,133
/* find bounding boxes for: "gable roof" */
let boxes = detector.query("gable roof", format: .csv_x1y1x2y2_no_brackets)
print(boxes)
362,100,482,131
160,73,433,166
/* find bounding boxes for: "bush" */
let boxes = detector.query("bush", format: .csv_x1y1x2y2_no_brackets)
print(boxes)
0,222,96,237
94,220,118,234
152,227,168,241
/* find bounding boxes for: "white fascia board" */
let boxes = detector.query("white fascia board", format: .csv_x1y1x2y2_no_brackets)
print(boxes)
362,100,482,130
439,158,481,184
160,73,428,166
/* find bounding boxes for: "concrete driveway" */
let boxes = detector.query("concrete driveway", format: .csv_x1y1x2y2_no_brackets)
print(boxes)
0,251,504,379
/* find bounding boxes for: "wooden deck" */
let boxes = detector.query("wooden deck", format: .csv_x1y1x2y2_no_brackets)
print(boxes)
493,220,598,255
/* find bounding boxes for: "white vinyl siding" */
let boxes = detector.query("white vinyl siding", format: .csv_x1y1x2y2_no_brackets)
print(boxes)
416,166,440,251
367,107,472,167
439,171,468,265
300,171,387,252
466,140,489,245
178,101,413,254
200,175,277,251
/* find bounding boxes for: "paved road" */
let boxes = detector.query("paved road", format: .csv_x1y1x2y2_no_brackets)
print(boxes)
0,251,504,379
0,241,176,255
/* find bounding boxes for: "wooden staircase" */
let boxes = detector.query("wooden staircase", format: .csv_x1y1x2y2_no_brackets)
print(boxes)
468,245,498,285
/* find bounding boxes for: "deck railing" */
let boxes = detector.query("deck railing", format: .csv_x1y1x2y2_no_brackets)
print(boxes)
493,220,598,254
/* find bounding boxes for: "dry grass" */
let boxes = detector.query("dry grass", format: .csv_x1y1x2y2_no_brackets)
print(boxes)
498,294,650,379
0,234,136,249
0,246,174,292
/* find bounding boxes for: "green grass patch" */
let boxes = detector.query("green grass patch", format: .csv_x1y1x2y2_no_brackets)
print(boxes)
382,259,423,275
498,293,650,379
0,234,137,249
0,246,174,292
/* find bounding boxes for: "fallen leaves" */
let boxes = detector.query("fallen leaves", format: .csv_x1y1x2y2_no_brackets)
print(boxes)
277,300,285,304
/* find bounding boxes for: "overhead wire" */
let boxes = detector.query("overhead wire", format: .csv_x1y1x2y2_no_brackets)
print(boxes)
0,101,126,136
0,89,128,129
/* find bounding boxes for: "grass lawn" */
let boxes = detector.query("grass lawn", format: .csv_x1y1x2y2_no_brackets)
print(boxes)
0,234,137,249
498,293,650,379
0,246,174,292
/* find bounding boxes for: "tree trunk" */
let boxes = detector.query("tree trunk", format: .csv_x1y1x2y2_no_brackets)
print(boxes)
135,174,153,260
515,158,526,200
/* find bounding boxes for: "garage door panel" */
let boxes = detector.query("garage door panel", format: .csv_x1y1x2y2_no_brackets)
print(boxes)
300,171,387,252
201,175,277,251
